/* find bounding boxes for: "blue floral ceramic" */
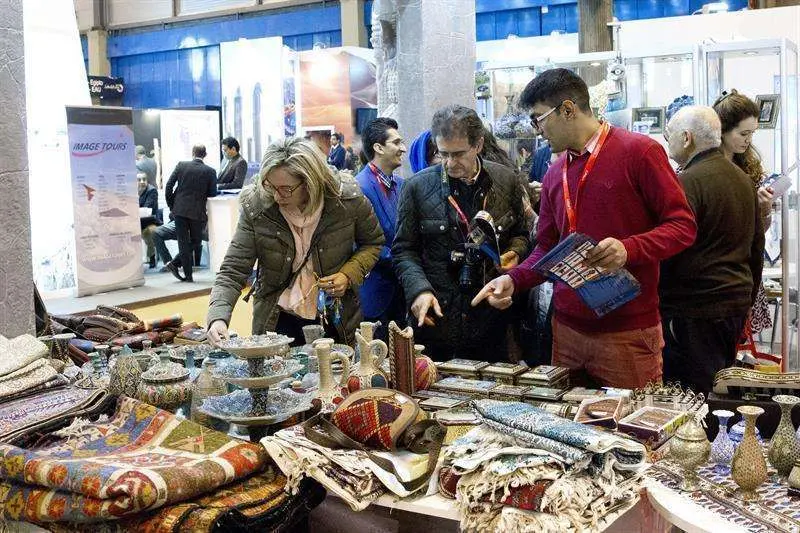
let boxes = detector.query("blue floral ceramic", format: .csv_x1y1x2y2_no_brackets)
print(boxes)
710,409,735,474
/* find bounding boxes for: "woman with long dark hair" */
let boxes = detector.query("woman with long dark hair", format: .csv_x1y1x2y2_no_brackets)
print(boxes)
713,89,772,335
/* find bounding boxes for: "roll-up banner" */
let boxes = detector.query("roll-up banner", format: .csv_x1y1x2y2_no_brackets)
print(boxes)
66,106,144,297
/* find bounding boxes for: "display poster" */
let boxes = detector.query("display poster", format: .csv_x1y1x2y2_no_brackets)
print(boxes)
220,36,285,166
283,48,300,138
25,0,92,292
66,106,144,297
159,109,221,185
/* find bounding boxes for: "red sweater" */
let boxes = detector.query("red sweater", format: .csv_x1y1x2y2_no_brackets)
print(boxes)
508,127,697,333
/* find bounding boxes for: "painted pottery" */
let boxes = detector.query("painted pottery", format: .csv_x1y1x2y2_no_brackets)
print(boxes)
108,345,142,398
710,409,735,474
347,322,389,392
670,414,711,491
767,395,800,476
731,405,768,501
313,338,350,413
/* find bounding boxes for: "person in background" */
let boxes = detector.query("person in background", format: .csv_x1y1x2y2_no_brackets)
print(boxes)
529,141,553,183
345,146,360,173
408,129,442,174
473,68,696,389
713,89,774,337
138,172,161,269
153,218,206,271
392,105,530,361
327,132,347,170
218,137,248,190
355,117,408,339
660,106,763,393
481,129,536,233
207,137,384,346
136,145,157,187
164,144,218,282
517,139,535,176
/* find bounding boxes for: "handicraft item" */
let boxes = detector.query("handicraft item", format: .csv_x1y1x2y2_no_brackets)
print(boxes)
431,377,498,397
731,405,768,501
413,344,437,391
108,345,142,398
767,395,800,476
313,338,351,413
137,354,192,411
481,362,528,385
709,409,736,474
669,410,711,491
388,321,415,395
618,406,687,448
436,358,489,379
347,322,389,393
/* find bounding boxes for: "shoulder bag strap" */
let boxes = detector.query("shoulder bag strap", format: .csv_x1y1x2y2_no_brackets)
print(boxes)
302,413,445,493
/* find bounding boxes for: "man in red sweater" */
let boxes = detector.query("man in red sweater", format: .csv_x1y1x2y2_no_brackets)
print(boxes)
473,69,697,388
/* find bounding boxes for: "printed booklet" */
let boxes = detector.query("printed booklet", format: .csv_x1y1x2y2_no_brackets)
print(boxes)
532,233,641,316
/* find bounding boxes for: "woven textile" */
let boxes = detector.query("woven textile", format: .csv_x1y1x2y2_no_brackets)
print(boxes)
472,400,646,471
47,467,292,533
441,417,643,531
331,397,403,449
0,335,48,377
0,387,105,443
0,360,57,401
649,461,800,533
0,375,69,405
0,397,268,523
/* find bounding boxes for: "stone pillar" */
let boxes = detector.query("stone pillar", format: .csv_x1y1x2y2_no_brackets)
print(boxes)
0,1,34,336
578,0,613,86
340,0,367,48
384,0,475,174
87,29,111,76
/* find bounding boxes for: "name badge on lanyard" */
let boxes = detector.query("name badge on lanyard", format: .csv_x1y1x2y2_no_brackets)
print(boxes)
562,123,611,234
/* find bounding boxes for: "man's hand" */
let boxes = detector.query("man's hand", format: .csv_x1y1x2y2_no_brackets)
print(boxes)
318,272,350,298
411,291,443,327
207,320,229,346
471,275,515,310
584,238,627,270
499,251,519,272
528,181,542,205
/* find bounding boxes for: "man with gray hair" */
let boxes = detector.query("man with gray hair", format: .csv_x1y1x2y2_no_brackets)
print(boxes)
135,145,157,187
660,105,765,392
393,104,530,361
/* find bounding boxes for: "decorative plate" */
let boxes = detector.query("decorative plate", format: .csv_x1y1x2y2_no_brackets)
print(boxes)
140,362,189,383
213,359,304,388
217,334,294,359
200,388,313,426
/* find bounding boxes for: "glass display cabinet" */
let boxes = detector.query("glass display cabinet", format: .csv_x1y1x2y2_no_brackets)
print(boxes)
699,39,800,371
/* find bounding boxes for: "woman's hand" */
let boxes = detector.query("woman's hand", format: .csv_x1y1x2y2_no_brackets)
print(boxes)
207,320,229,346
757,186,774,217
318,272,350,298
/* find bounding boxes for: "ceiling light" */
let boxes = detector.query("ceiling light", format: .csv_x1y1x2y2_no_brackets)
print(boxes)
590,61,602,66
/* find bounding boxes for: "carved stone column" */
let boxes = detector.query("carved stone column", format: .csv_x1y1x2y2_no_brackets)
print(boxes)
0,1,34,335
373,0,476,174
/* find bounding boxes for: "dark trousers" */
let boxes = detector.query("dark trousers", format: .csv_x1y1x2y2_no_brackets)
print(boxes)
154,221,205,266
662,313,748,394
173,216,203,279
275,312,340,347
365,293,407,344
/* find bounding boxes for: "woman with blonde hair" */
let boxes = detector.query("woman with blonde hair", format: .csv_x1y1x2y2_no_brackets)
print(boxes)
713,89,772,334
207,137,384,345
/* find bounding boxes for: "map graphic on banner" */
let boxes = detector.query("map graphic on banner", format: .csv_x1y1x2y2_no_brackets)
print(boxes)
66,106,144,297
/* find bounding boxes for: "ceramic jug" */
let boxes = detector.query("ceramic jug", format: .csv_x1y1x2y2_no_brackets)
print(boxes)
731,405,768,501
767,395,800,476
109,345,142,398
347,322,389,392
413,344,437,391
670,413,711,491
312,338,350,413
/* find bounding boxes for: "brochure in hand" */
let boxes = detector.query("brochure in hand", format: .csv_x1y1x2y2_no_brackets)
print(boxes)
532,233,641,316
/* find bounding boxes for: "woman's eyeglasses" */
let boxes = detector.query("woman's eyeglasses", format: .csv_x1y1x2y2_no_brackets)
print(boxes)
263,178,305,198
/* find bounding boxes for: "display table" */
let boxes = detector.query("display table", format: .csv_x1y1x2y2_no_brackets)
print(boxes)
206,194,241,274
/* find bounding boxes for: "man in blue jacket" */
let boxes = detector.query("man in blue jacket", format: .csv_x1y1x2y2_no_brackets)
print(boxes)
355,118,407,338
327,132,347,170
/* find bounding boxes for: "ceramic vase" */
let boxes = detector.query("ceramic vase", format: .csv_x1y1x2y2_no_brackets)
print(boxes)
789,461,800,489
108,345,142,398
136,355,192,412
413,344,437,391
312,338,351,413
347,322,389,393
710,410,735,474
767,395,800,476
670,414,711,491
731,405,768,501
191,358,229,431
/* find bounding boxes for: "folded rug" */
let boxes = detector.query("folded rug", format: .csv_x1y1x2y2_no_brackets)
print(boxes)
263,424,387,511
0,335,48,378
0,387,106,444
0,397,268,523
0,360,57,401
0,374,69,406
